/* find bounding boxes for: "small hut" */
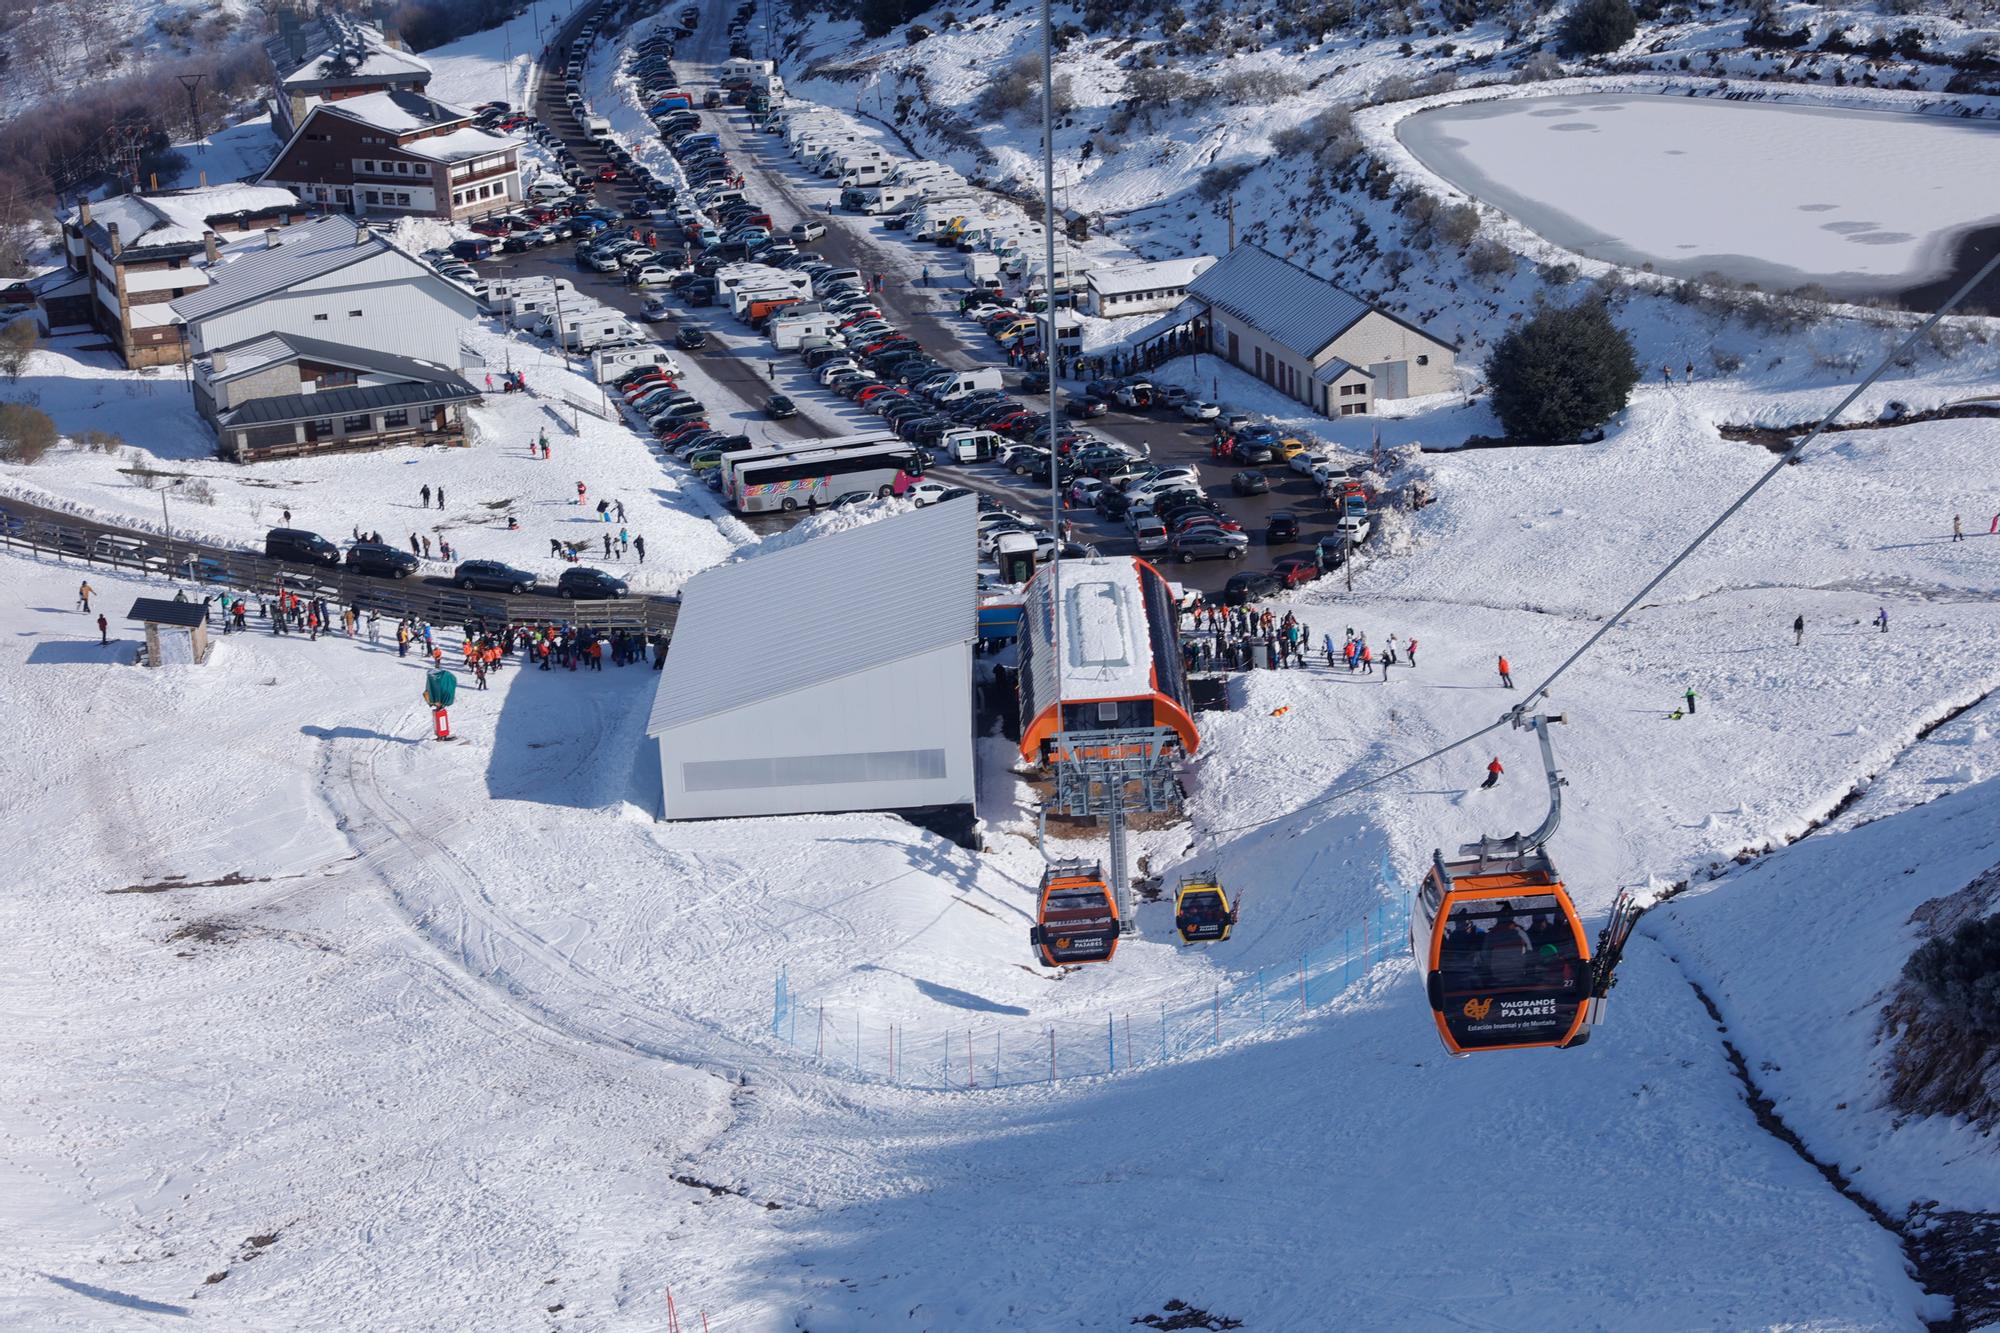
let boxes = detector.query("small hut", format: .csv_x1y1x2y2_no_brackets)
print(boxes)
127,598,211,667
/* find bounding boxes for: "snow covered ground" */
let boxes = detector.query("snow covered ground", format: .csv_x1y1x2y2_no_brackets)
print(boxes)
0,326,741,594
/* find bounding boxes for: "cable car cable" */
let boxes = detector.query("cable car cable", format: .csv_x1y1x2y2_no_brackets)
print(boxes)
1192,247,2000,848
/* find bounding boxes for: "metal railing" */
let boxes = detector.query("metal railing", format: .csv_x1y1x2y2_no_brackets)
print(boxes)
0,497,680,634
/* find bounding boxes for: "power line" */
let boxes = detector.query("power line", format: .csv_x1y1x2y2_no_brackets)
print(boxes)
1197,245,2000,848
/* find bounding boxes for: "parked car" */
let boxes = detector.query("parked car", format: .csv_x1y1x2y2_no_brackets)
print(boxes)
1265,511,1300,544
264,527,340,567
1132,517,1169,553
1223,570,1284,605
1170,529,1248,563
452,559,536,594
765,394,797,419
1231,469,1270,496
345,541,419,577
1181,399,1222,421
1273,553,1322,587
789,219,826,242
557,566,630,598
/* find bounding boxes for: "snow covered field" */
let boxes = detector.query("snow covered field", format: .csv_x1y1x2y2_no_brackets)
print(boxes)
1398,92,2000,297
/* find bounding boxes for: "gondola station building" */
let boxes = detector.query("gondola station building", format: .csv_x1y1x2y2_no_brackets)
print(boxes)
644,498,980,823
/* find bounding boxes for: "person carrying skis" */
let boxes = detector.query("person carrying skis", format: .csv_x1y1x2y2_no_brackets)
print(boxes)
1481,756,1504,790
1497,654,1514,689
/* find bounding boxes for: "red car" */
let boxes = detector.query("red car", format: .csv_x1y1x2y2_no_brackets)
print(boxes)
855,384,901,404
469,219,506,237
598,165,620,181
1273,554,1321,586
656,419,708,439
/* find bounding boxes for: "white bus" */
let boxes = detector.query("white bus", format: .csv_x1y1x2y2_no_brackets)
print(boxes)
732,439,926,513
717,432,898,504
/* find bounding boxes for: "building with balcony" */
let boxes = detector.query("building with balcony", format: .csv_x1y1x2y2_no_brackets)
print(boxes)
259,90,520,223
54,185,303,367
265,13,434,140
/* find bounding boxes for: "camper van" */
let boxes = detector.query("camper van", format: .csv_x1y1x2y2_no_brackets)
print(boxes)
556,314,641,352
840,161,888,189
715,263,811,298
720,57,775,83
964,253,1002,292
769,312,838,350
863,184,919,215
734,288,802,324
591,345,682,382
585,116,612,140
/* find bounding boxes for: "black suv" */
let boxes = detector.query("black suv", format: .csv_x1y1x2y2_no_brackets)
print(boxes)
453,560,536,594
1266,511,1300,545
346,541,419,578
265,527,340,567
557,567,630,599
676,325,709,349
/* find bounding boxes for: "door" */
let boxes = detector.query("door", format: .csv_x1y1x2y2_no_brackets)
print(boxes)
1368,360,1409,399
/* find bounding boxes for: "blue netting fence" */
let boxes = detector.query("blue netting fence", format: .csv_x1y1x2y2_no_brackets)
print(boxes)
769,893,1409,1091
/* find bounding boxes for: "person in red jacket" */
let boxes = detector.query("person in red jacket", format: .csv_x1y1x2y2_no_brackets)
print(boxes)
1497,654,1514,689
1481,756,1504,790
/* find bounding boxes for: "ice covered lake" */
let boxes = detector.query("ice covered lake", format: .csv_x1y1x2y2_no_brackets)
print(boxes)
1397,92,2000,303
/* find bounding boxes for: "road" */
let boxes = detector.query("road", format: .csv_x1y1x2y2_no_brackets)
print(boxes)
506,0,1355,593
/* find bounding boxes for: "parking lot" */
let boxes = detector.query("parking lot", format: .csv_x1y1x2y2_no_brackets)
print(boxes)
478,0,1363,596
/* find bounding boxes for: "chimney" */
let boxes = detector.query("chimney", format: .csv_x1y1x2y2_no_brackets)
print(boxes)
280,212,292,227
354,222,372,246
78,197,91,226
211,350,227,374
199,170,208,188
203,230,220,264
107,223,122,257
265,228,281,249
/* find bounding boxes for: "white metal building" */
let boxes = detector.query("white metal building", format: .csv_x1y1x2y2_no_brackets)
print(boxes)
1080,255,1216,317
646,497,980,822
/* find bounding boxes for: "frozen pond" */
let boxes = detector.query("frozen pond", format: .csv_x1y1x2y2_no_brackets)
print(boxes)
1398,93,2000,303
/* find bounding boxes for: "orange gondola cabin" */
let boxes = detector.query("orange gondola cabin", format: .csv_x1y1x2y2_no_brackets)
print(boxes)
1030,861,1120,966
1412,839,1593,1056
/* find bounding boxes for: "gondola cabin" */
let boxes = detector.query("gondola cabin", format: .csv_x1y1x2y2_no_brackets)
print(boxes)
1174,879,1235,944
1030,861,1120,966
1412,842,1593,1055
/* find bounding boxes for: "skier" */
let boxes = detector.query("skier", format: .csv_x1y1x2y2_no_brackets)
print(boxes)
1481,756,1504,790
1683,687,1697,715
1406,638,1419,668
577,481,587,506
436,486,445,510
96,612,107,644
76,580,94,612
1953,514,1964,543
615,499,628,524
367,610,381,644
421,483,432,508
1875,606,1889,634
1793,613,1805,646
1497,654,1514,689
634,534,646,564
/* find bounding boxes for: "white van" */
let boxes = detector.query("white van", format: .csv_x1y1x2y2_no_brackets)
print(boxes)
769,313,836,350
841,162,887,188
585,116,612,140
940,428,1002,463
937,368,1003,402
527,179,573,202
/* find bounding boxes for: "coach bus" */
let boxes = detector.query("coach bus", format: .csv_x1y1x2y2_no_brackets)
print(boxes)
731,439,925,513
716,432,897,505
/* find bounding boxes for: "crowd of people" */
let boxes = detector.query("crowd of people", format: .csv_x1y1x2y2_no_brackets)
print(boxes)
1174,596,1424,682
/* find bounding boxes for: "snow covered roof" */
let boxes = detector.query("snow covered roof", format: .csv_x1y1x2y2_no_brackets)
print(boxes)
1120,297,1204,349
1087,255,1216,297
272,15,431,87
1187,244,1378,361
172,217,429,322
647,498,979,734
1023,558,1159,703
69,185,302,252
322,90,470,136
398,126,519,165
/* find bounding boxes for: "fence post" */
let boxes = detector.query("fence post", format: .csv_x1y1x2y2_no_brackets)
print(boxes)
1048,1027,1056,1083
1213,985,1220,1046
1108,1012,1115,1072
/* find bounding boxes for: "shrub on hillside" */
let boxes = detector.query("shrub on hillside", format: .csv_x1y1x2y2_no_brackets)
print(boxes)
1907,914,2000,1035
1559,0,1637,54
0,402,57,463
1466,238,1515,278
0,318,35,380
977,54,1074,119
1197,161,1254,200
1486,300,1640,441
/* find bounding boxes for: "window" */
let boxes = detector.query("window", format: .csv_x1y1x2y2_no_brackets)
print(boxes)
1341,383,1366,397
342,414,371,432
314,369,357,389
1417,354,1430,366
360,159,374,171
365,190,380,205
683,748,947,793
394,192,411,207
382,409,409,427
1340,402,1369,416
348,309,362,317
312,312,329,322
309,418,332,438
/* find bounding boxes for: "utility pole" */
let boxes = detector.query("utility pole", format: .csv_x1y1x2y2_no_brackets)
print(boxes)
176,73,206,142
1226,198,1236,253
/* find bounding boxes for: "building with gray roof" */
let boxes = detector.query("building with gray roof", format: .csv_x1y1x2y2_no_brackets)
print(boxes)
1173,245,1458,416
646,497,980,823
